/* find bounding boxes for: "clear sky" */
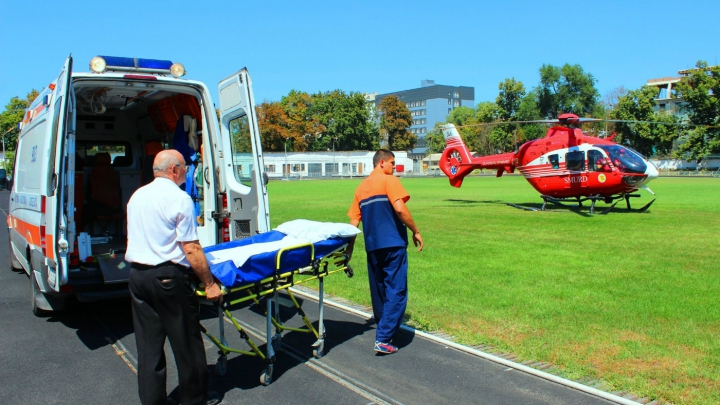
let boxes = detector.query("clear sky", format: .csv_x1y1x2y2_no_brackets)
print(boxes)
1,0,718,109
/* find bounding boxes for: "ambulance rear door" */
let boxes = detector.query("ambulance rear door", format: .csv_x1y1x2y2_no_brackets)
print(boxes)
45,55,75,292
216,68,269,240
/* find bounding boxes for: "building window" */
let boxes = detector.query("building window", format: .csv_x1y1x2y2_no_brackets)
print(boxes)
291,164,305,172
453,91,459,98
265,165,276,172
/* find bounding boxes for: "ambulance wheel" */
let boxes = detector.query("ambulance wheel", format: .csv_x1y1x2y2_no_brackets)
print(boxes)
313,340,325,358
30,275,50,317
260,365,273,386
214,356,227,377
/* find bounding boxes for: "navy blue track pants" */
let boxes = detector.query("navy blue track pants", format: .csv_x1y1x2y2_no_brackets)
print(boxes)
366,246,408,343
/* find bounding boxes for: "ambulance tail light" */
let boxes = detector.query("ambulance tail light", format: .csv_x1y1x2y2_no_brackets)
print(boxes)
40,226,47,256
40,196,47,256
221,194,230,242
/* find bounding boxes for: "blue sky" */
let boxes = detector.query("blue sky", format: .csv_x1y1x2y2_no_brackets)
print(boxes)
1,0,718,109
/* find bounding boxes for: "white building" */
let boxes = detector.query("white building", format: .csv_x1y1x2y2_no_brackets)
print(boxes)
255,151,413,179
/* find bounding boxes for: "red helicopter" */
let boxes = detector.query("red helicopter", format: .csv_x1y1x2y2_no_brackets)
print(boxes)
439,113,659,214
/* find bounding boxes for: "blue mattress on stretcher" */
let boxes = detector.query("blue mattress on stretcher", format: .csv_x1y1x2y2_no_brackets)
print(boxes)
203,231,349,288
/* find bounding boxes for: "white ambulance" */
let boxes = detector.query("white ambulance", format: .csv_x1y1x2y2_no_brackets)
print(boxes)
8,55,269,315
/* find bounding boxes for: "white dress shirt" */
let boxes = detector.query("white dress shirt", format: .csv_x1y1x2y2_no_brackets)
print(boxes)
125,177,198,267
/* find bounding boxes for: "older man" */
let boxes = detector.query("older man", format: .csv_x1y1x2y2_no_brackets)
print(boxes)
126,149,222,405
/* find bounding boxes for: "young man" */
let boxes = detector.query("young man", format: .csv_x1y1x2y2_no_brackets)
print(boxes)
347,149,424,354
126,149,222,405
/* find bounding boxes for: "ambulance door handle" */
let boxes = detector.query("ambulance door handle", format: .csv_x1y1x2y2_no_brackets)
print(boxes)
204,166,210,185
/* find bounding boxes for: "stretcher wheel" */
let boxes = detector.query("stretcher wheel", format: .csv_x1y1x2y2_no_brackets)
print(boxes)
215,356,227,377
312,340,325,358
260,365,273,386
345,265,354,278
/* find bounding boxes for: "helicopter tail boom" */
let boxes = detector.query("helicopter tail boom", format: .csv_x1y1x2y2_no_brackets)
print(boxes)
439,124,515,187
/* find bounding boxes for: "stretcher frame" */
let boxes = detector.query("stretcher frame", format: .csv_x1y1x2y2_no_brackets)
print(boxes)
194,240,353,385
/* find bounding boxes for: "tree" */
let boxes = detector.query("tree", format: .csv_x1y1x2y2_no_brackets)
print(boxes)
516,90,544,141
674,61,720,159
538,64,600,119
611,86,676,157
378,95,415,151
0,90,40,153
313,90,378,151
280,90,325,151
256,101,292,152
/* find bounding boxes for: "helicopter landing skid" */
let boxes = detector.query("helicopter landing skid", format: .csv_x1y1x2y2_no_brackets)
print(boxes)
539,194,655,214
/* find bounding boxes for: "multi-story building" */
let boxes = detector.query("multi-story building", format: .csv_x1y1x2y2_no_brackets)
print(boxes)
375,80,474,150
645,76,687,119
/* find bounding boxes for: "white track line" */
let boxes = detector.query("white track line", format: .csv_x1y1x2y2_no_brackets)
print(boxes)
289,287,642,405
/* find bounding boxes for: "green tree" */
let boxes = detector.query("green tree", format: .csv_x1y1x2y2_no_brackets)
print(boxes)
538,64,599,119
378,95,415,150
313,90,378,151
280,90,326,151
611,86,677,157
1,90,39,153
674,61,720,159
516,90,545,141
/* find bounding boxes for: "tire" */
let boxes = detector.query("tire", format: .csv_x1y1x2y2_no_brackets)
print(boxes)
260,365,273,386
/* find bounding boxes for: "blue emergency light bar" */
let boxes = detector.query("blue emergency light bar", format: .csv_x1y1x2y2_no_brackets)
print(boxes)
90,56,185,78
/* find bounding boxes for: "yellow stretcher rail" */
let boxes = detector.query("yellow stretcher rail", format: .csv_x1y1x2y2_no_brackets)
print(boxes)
194,241,353,385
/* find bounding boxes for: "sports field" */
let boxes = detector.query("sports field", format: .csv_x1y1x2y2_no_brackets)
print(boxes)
267,175,720,405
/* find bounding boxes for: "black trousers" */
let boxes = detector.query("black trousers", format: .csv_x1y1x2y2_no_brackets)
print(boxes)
129,263,208,405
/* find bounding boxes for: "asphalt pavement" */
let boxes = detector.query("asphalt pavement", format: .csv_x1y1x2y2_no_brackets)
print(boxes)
0,190,619,405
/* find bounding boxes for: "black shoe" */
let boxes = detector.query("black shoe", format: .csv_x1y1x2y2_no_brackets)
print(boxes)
166,397,178,405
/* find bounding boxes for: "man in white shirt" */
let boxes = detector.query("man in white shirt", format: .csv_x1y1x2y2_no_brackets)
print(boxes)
126,149,222,405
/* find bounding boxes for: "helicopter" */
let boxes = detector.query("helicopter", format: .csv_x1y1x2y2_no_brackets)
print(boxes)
438,113,659,214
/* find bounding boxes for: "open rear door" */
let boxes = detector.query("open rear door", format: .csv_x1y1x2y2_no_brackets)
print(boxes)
216,68,269,240
45,55,75,292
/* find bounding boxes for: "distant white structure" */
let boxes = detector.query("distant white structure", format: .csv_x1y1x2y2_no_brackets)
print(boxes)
258,151,413,179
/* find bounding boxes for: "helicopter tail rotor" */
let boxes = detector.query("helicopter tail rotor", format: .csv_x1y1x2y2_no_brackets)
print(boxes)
440,124,475,187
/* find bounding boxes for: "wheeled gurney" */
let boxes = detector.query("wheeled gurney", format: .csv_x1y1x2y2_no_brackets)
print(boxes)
194,225,356,385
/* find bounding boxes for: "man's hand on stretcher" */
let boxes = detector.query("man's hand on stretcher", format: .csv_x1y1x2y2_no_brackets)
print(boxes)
182,240,222,302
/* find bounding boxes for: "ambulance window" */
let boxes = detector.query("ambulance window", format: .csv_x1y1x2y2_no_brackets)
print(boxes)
548,154,559,170
228,115,253,187
565,151,584,171
78,142,133,167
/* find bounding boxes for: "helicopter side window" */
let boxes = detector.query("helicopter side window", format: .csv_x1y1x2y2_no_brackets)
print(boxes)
565,151,584,171
548,154,559,170
588,150,611,172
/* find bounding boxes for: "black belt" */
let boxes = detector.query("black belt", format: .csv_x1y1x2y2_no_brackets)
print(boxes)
132,261,187,271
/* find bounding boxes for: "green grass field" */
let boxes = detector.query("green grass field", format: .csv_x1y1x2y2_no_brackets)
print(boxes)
267,175,720,405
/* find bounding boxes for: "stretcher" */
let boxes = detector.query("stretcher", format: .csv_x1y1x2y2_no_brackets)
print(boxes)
194,228,355,385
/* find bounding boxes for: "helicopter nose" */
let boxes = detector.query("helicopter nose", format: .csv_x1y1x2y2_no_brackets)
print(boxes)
645,160,659,181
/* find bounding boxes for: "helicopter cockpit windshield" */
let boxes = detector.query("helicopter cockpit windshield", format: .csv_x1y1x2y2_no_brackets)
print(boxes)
597,145,647,174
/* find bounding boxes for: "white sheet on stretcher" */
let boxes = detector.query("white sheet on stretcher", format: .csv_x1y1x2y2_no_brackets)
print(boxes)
204,235,306,269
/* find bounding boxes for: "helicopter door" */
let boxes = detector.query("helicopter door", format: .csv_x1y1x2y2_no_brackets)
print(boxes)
564,150,587,190
216,69,269,240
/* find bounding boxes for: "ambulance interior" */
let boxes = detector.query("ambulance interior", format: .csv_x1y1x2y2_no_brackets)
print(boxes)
70,82,209,267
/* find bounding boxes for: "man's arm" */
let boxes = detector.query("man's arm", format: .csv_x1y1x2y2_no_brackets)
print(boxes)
345,218,361,261
392,199,424,252
180,240,222,301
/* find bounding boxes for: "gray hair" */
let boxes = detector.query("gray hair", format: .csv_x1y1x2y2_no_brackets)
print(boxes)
153,153,182,172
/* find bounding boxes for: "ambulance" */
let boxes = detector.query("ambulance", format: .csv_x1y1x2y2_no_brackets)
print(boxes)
8,55,269,315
